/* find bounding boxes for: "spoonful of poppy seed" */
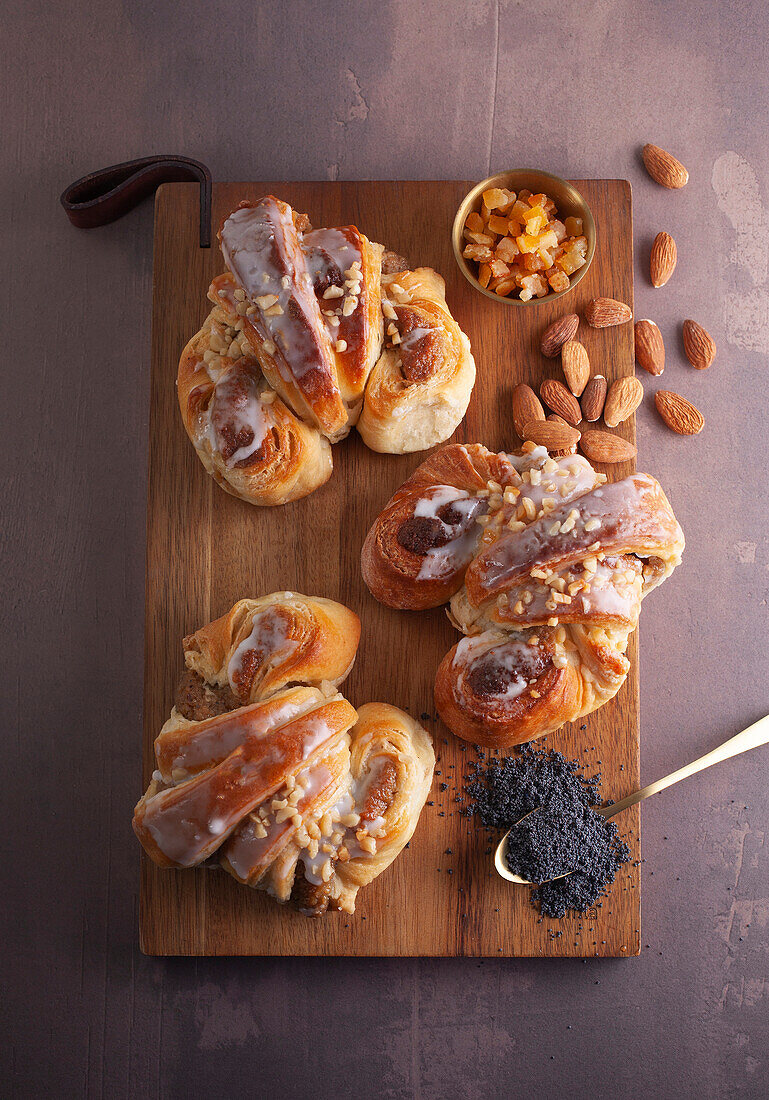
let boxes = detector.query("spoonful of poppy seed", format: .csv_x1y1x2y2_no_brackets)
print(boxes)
495,713,769,907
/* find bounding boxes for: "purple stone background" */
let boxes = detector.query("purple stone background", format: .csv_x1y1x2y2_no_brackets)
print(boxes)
4,1,768,1096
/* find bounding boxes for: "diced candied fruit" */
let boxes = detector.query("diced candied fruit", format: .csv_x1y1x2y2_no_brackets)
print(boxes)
460,183,587,300
550,219,566,243
556,250,586,275
523,252,546,272
464,229,495,246
495,236,520,263
487,214,510,235
537,230,558,251
494,276,518,297
464,243,494,262
516,233,539,254
482,188,510,211
496,188,517,215
524,211,546,235
548,270,570,293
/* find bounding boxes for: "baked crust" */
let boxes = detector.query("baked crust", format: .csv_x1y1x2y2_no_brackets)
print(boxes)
362,442,684,747
133,593,435,915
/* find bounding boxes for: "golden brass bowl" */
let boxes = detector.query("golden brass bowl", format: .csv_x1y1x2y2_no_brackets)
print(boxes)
452,169,596,306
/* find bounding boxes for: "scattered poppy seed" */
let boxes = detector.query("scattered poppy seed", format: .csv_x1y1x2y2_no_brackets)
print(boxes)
464,743,630,918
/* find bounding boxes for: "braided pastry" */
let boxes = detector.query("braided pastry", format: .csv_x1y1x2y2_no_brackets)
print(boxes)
362,442,684,748
133,593,435,916
178,196,476,506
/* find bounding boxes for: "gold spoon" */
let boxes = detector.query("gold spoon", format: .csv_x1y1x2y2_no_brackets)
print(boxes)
494,713,769,885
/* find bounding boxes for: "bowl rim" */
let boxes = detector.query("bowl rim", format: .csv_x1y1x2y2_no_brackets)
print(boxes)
451,169,596,306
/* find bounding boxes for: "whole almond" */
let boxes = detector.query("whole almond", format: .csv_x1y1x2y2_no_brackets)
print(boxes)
522,419,581,452
682,319,716,369
546,414,577,456
512,383,545,437
540,313,579,358
581,374,608,421
655,390,704,435
561,339,590,396
604,376,644,428
579,430,637,464
540,378,582,426
585,297,633,328
634,319,665,375
650,231,677,288
642,144,689,189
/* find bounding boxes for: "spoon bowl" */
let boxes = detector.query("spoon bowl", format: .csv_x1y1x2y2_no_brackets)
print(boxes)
494,713,769,886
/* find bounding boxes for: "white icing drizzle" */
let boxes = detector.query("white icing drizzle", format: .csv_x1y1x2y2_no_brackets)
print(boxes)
142,711,336,867
452,631,543,702
227,607,299,694
220,201,334,384
398,325,433,351
160,692,319,782
206,363,271,468
411,486,485,581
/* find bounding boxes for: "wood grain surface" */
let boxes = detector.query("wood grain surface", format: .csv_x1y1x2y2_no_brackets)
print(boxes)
142,179,638,956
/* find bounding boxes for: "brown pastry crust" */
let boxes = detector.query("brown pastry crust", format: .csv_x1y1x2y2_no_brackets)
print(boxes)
362,443,685,747
133,595,435,916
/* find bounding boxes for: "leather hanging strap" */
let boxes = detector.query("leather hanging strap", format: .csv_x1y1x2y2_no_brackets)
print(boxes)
60,155,212,247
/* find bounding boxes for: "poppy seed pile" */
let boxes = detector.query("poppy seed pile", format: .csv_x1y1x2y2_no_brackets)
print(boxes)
464,743,630,918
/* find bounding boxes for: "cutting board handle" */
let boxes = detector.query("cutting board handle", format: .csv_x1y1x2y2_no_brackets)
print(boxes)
60,155,212,247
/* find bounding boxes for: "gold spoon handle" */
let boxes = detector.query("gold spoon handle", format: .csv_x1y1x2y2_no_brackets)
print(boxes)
599,713,769,820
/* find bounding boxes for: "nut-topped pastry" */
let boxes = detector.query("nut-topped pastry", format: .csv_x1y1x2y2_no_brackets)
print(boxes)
133,594,435,915
362,442,684,748
177,196,476,506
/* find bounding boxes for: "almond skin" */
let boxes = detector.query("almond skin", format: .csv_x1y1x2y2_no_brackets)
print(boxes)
540,313,579,358
540,378,582,427
642,143,689,189
650,231,677,288
579,430,637,464
682,320,716,369
581,374,608,422
512,383,545,437
561,339,590,396
604,376,644,428
546,414,577,456
655,390,704,435
635,319,665,375
585,297,633,328
522,419,581,452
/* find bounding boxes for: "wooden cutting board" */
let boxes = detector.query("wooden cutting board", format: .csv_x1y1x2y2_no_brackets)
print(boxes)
142,179,640,956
